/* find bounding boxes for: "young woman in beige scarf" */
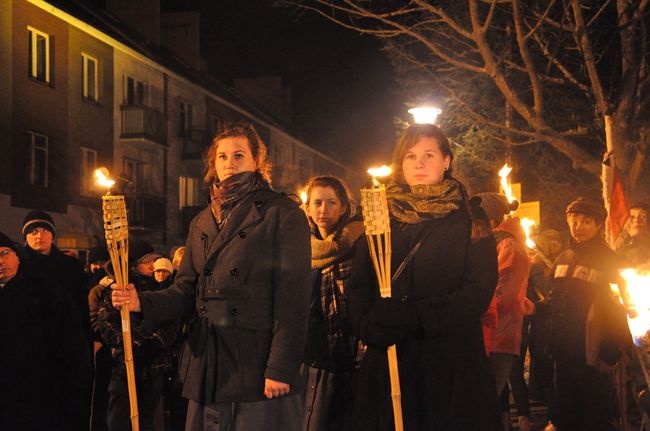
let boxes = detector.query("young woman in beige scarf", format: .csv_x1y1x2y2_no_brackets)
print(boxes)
301,175,364,431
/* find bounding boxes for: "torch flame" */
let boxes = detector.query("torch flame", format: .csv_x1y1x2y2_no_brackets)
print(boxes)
614,268,650,347
368,165,392,187
498,163,516,205
367,165,392,178
94,167,115,189
520,217,537,249
299,190,308,205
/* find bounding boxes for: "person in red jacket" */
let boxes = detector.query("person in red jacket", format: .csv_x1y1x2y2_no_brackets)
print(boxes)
476,192,532,430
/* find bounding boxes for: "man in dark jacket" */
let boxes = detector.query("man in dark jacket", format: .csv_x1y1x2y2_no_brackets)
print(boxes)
0,231,91,430
550,197,632,431
22,209,94,430
22,210,92,341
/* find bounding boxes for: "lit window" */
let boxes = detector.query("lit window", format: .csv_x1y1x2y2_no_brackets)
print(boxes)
179,176,201,209
28,26,50,83
80,147,97,195
28,131,49,187
82,53,98,101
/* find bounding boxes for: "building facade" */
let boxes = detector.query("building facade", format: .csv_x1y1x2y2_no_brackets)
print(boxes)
0,0,363,259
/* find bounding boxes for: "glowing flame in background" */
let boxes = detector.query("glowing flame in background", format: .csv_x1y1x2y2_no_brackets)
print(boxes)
520,217,537,249
498,163,516,207
94,167,115,189
300,190,308,205
612,268,650,347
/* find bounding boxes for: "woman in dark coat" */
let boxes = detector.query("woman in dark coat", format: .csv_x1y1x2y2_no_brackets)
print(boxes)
112,123,311,431
301,175,365,430
348,124,502,431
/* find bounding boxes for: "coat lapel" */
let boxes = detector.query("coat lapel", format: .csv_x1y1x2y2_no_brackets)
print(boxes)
202,192,266,265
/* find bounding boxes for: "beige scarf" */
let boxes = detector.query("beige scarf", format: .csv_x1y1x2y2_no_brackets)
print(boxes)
311,220,365,269
386,179,464,224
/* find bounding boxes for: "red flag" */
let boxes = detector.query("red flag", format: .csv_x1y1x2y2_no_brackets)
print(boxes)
602,152,629,247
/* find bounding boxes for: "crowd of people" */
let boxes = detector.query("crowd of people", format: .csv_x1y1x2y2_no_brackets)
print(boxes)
1,121,649,431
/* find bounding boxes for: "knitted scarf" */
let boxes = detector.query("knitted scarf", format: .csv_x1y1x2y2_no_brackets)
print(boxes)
311,220,365,269
209,171,269,224
386,179,464,224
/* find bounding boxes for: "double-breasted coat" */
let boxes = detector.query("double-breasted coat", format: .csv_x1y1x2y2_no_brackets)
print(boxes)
348,206,502,430
139,189,311,404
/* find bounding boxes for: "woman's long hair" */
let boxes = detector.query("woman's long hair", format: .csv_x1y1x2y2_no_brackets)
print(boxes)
203,122,272,185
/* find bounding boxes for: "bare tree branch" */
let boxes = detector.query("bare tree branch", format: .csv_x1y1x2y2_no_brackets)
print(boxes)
512,0,544,115
570,0,610,115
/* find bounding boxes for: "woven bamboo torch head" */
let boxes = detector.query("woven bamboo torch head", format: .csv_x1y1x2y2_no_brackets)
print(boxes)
361,166,392,235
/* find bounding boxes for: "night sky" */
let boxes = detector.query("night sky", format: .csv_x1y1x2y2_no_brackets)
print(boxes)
168,0,407,171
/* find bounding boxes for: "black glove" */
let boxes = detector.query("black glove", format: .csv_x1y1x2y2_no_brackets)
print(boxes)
366,297,420,333
134,338,164,367
359,322,406,348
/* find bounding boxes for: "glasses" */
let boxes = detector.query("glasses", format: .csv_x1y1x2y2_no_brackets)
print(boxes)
0,249,15,258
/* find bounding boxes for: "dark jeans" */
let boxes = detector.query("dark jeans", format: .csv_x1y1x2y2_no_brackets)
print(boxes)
106,374,164,431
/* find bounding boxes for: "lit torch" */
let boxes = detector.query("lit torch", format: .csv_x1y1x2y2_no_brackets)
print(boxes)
94,167,140,431
613,269,650,347
611,269,650,389
498,163,516,205
360,165,403,431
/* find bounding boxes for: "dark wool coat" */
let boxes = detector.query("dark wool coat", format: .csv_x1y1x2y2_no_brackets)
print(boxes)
139,189,311,404
349,206,502,431
550,236,631,366
24,244,92,345
0,268,91,431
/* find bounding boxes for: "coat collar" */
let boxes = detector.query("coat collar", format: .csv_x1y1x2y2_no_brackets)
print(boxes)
195,190,275,264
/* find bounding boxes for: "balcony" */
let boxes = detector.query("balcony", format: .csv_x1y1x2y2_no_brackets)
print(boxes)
182,129,210,159
128,194,166,230
120,104,166,145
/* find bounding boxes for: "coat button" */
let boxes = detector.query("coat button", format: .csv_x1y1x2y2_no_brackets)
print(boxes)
203,268,213,276
230,267,239,276
238,231,246,239
401,295,408,303
230,307,239,316
199,306,207,315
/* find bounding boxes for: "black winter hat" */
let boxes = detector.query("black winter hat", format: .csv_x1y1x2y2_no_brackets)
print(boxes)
22,210,56,238
565,197,607,223
0,232,18,252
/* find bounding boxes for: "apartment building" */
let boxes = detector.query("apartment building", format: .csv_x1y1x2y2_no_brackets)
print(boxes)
0,0,362,258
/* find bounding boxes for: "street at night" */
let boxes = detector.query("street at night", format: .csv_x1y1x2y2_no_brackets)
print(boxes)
1,1,648,430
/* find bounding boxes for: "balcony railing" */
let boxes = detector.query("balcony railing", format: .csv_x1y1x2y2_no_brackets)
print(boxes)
120,104,166,145
182,129,210,159
128,194,166,230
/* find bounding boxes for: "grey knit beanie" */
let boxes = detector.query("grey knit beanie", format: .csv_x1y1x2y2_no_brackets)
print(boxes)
475,192,519,224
